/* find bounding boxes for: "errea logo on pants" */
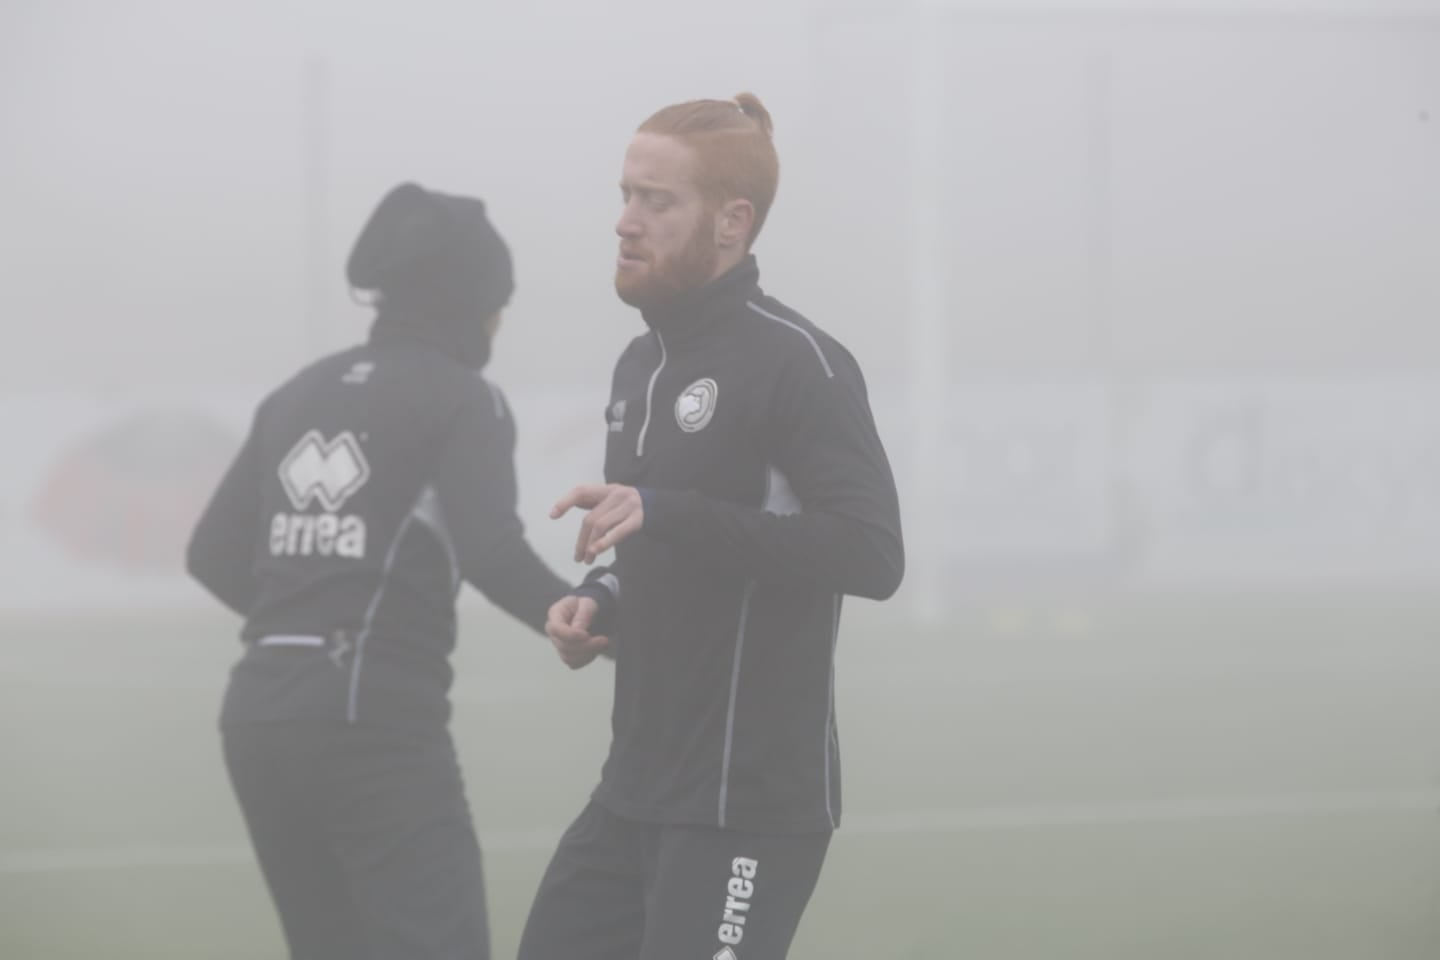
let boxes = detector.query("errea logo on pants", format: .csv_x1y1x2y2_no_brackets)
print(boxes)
717,857,758,952
270,431,370,558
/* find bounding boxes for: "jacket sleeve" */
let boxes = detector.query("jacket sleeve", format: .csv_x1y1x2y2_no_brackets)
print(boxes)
186,416,262,617
571,565,621,654
432,384,577,634
639,343,905,600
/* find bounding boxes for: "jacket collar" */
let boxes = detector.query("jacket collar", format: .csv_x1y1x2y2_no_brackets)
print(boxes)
639,255,761,344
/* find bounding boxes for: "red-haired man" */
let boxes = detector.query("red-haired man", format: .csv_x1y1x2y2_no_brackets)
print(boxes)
527,94,905,960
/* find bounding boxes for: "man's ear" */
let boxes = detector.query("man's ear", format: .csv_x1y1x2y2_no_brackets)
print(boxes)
715,198,755,250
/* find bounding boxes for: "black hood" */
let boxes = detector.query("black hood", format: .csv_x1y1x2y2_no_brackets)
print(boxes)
347,182,514,368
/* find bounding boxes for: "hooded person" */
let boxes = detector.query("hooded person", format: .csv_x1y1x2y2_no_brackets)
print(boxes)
186,182,617,960
350,182,514,369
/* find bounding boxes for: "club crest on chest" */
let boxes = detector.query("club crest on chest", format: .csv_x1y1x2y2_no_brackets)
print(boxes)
676,378,718,433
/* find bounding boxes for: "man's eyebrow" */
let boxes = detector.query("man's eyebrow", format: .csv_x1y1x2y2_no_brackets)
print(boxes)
621,179,676,198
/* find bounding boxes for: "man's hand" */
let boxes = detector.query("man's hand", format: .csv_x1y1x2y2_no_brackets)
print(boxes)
545,595,610,670
552,484,645,565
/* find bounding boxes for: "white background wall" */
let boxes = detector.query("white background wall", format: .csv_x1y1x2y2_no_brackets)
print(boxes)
4,0,1438,612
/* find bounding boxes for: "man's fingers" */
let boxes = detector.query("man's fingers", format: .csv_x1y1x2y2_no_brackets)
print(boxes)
559,634,610,670
575,490,630,562
544,598,577,639
588,512,641,559
574,515,594,563
555,485,641,563
577,499,627,561
578,489,642,563
573,500,607,561
548,621,588,645
561,634,609,655
575,491,622,561
549,605,603,650
557,643,594,671
570,597,597,633
551,486,585,520
552,484,606,520
546,598,587,645
585,513,642,564
553,627,606,651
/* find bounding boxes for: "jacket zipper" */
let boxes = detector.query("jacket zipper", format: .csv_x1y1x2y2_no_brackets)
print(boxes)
636,331,667,458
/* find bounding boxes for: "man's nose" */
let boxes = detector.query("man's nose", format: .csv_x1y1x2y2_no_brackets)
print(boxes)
616,203,643,238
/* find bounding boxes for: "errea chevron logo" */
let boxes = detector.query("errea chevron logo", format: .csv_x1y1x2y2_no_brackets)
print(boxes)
278,430,370,512
270,431,370,559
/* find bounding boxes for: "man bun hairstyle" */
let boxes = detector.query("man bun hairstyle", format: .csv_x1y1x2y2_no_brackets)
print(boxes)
732,92,774,138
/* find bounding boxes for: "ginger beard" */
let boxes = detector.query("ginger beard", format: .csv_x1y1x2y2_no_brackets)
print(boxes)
614,207,721,308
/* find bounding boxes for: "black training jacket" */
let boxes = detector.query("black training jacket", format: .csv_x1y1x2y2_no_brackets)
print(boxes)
187,329,573,730
591,255,904,833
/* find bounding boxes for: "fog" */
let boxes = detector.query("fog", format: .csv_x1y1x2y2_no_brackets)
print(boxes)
4,0,1440,956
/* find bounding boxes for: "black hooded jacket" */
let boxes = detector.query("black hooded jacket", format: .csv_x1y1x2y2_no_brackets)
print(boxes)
186,184,584,730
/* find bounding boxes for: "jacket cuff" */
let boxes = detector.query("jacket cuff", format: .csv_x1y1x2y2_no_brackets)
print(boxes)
570,569,619,635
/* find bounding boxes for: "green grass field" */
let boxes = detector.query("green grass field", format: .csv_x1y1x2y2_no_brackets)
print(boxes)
3,593,1438,959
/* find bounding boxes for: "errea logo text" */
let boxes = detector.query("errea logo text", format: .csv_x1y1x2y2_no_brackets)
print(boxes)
717,857,758,950
270,430,370,558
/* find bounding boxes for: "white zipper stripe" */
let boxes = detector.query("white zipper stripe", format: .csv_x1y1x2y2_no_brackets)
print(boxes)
635,332,667,457
824,592,841,828
746,301,835,379
718,580,757,828
412,485,460,596
346,511,416,724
